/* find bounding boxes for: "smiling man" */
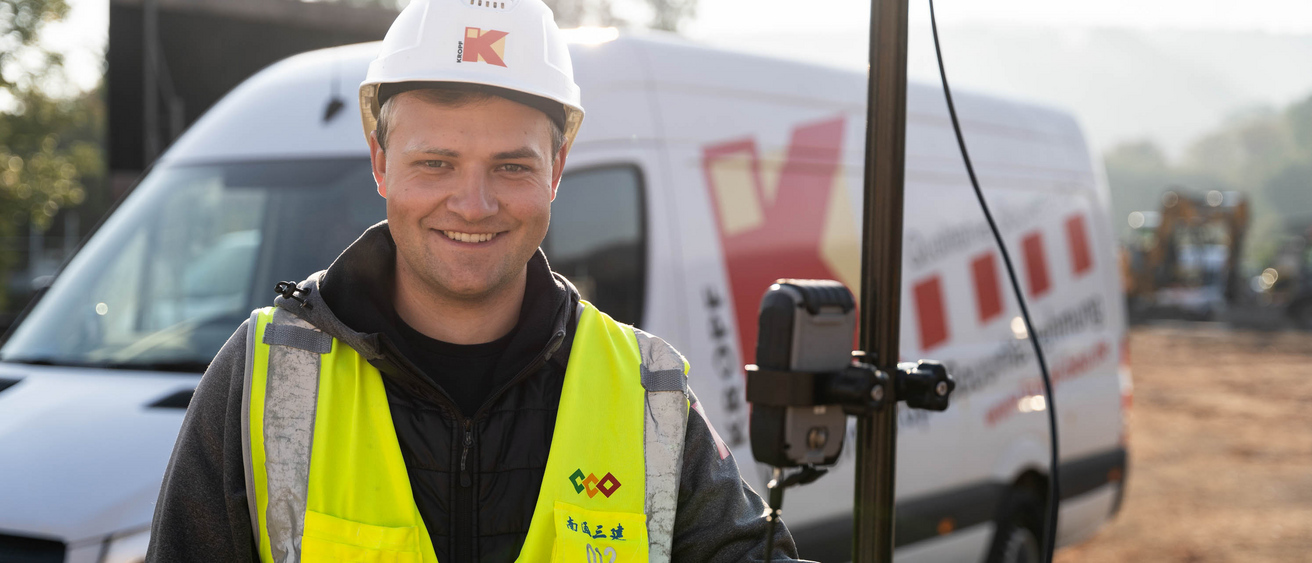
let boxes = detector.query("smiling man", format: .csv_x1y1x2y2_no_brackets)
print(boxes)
146,1,803,562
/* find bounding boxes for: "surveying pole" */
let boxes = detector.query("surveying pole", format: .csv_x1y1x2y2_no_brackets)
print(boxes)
854,0,910,560
741,2,947,561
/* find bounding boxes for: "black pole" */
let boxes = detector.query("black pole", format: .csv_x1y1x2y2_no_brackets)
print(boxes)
853,0,909,561
143,0,159,164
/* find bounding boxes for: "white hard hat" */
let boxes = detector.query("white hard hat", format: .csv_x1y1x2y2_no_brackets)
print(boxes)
359,0,584,152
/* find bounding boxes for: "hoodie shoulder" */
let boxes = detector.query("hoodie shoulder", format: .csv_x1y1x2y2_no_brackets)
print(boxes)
147,318,258,561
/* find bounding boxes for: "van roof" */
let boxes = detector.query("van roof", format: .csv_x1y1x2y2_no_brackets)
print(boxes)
160,31,1087,169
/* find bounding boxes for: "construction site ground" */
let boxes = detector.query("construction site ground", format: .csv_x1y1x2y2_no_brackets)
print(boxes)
1055,324,1312,562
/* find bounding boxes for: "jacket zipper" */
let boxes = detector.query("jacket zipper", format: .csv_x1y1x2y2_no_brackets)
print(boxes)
470,329,567,420
460,421,473,488
377,322,569,559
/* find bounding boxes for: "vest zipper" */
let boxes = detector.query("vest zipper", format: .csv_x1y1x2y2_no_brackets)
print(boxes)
469,329,567,420
374,316,570,559
460,421,473,488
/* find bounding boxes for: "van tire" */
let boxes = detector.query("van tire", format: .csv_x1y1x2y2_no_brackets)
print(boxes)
985,488,1044,563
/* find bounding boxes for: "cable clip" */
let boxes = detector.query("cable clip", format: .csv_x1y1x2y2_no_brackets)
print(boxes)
274,281,313,309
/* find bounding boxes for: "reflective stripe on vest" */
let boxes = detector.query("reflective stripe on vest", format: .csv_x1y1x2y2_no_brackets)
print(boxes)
241,302,689,563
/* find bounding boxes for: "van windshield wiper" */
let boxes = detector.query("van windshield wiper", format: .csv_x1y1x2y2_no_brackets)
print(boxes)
0,357,209,374
100,361,210,373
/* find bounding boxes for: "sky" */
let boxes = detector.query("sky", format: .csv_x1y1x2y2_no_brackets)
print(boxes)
682,0,1312,71
687,0,1312,37
48,0,1312,85
35,0,1312,151
38,0,108,94
689,0,1312,155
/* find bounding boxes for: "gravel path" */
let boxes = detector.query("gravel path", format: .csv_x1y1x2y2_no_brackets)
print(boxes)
1055,325,1312,562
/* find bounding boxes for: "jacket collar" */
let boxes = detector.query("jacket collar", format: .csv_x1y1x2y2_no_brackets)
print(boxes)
274,221,580,377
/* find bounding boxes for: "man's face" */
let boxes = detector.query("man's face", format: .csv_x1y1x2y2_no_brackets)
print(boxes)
369,93,565,301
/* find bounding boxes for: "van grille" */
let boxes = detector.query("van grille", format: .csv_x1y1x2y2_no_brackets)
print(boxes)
0,533,66,563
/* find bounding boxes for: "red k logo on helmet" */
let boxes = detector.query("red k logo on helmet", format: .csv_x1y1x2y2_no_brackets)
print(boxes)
461,27,508,67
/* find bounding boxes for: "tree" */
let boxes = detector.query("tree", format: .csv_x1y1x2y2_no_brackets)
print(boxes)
1104,89,1312,273
643,0,695,32
543,0,617,28
1104,140,1175,237
0,0,102,311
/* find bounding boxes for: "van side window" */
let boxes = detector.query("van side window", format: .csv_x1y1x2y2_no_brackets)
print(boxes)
544,165,646,327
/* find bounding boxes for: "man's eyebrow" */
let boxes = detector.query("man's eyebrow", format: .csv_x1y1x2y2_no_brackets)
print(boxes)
406,146,460,157
493,147,542,160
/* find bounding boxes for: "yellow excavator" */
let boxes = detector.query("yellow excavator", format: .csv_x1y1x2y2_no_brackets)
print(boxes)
1121,189,1249,321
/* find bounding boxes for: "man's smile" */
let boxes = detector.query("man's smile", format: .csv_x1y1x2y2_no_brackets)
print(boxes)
439,229,504,244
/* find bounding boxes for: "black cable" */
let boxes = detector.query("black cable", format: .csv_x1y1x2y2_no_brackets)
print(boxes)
762,465,824,563
925,1,1061,561
764,470,782,563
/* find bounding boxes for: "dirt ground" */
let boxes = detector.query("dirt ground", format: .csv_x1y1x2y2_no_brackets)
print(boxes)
1054,324,1312,563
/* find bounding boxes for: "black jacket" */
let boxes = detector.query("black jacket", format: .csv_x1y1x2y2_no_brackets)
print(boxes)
147,223,805,562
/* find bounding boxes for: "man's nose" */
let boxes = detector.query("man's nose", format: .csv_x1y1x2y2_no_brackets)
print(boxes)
446,171,499,222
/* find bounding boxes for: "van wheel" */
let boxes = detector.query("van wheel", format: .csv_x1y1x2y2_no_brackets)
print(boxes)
986,488,1044,563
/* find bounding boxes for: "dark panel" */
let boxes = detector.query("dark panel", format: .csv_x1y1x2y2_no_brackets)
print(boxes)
108,3,393,172
790,446,1129,557
1059,447,1128,501
107,5,144,172
791,481,1006,560
147,387,195,409
0,377,21,394
0,533,66,563
792,513,853,563
894,482,1008,548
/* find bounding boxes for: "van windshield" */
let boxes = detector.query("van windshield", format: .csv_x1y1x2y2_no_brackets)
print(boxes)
0,159,385,372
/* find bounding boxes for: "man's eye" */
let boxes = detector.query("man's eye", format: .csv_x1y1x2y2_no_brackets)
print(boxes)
499,164,530,173
423,160,450,169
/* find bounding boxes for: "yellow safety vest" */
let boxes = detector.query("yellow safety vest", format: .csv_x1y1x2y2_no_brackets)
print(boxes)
241,301,689,563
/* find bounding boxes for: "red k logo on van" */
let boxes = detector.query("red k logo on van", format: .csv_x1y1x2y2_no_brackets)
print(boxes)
461,27,508,67
701,117,852,365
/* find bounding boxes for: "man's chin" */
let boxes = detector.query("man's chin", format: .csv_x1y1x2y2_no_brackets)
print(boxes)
427,271,521,302
438,284,497,301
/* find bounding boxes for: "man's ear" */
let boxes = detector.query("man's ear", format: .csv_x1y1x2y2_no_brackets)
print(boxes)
368,130,388,198
549,144,568,202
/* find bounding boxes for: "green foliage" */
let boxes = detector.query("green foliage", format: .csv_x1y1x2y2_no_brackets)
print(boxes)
0,0,69,92
0,87,102,229
1105,90,1312,272
0,0,103,311
643,0,695,32
1104,141,1174,233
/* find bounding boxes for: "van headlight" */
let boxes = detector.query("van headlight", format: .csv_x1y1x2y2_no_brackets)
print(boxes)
101,527,150,563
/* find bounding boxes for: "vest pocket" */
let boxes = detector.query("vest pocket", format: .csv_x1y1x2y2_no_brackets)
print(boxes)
301,509,424,563
551,501,649,563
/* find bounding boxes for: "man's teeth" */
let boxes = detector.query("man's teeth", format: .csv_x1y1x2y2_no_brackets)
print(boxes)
443,230,499,243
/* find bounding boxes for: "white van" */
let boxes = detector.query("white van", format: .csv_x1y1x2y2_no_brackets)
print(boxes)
0,32,1129,562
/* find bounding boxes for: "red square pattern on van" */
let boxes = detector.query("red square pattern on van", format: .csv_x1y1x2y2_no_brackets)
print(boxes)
914,276,949,350
1066,214,1093,276
1022,232,1051,298
971,252,1003,323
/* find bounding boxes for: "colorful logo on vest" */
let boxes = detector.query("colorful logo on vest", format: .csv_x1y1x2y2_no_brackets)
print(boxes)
569,468,621,498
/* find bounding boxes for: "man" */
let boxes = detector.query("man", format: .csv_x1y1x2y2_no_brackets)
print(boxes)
147,0,805,561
